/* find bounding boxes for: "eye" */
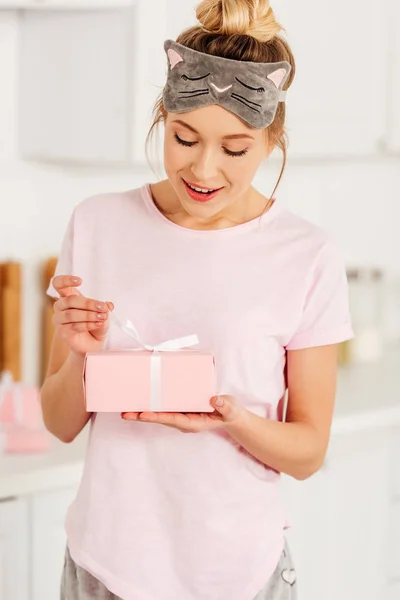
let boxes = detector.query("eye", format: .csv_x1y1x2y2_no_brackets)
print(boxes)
181,73,210,82
235,77,265,94
174,133,197,147
224,148,249,158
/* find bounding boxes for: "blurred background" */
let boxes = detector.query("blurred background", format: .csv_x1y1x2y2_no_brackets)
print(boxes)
0,1,399,600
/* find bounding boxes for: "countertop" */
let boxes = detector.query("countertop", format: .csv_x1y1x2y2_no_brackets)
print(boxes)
333,346,400,433
1,348,399,499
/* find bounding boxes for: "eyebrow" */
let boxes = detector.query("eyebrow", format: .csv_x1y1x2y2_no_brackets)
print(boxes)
173,119,255,141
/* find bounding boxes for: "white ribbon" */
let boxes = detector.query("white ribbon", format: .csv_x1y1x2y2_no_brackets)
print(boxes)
110,313,199,410
0,370,24,424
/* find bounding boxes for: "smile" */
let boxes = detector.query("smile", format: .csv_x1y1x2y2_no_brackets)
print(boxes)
182,179,224,203
187,182,218,194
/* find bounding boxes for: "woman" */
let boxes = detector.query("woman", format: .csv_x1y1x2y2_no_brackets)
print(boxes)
42,1,353,599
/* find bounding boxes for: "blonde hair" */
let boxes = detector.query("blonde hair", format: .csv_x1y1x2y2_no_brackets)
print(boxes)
147,0,296,199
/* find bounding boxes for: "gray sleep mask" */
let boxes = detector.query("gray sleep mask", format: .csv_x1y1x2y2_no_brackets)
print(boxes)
163,40,291,129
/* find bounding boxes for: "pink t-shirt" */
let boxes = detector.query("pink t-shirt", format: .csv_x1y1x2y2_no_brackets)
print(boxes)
47,184,353,600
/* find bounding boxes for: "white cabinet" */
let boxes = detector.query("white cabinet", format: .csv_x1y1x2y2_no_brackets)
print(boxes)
11,0,399,164
0,11,19,160
0,498,29,600
0,486,76,600
272,0,387,158
385,426,400,585
282,468,331,599
282,426,393,600
388,583,400,600
325,428,389,600
18,0,167,165
31,487,77,600
19,8,133,164
0,1,131,8
165,0,198,40
386,0,400,152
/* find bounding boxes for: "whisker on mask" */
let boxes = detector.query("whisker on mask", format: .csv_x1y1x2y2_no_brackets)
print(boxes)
163,40,291,129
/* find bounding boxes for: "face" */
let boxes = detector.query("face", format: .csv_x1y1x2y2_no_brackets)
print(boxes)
163,105,271,221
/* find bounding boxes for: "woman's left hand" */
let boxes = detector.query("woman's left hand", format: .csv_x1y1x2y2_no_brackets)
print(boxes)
122,395,244,433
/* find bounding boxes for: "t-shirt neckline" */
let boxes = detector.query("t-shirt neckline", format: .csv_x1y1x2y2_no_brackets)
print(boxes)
141,183,281,237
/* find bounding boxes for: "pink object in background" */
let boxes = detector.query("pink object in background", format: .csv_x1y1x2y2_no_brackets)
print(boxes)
84,350,216,413
0,381,41,427
0,424,51,453
0,371,50,454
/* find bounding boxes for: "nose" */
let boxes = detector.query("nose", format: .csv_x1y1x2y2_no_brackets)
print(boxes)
191,146,219,183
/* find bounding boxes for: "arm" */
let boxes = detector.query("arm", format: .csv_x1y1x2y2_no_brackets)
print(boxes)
223,344,338,480
40,336,91,444
40,275,113,443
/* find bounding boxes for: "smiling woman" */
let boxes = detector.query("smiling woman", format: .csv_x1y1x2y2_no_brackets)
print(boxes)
41,2,353,600
148,12,295,209
158,105,273,221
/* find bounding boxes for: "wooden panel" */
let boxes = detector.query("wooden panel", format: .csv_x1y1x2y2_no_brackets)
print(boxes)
0,262,21,381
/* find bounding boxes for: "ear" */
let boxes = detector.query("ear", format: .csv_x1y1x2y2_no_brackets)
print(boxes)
267,68,288,89
167,49,184,70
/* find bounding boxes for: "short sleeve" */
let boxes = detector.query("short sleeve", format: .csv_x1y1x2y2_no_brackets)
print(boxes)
46,211,75,299
286,241,354,350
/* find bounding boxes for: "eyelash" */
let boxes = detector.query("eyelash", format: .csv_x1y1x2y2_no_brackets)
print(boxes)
173,133,249,158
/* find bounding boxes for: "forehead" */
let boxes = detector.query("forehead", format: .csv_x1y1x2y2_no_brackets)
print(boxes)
167,105,262,140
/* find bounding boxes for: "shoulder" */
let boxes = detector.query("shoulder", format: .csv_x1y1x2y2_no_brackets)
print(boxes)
73,185,148,222
272,206,344,267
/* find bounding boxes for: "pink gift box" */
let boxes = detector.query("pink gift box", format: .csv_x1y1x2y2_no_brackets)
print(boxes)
84,350,216,413
0,423,51,454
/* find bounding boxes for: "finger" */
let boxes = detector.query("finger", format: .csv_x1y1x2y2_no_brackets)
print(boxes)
63,321,107,334
211,395,242,422
137,412,164,422
139,413,199,431
55,296,110,315
122,413,181,430
56,308,109,325
208,410,224,421
52,275,83,298
121,412,140,421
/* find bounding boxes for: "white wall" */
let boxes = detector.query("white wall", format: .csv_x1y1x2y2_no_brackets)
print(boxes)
0,11,399,384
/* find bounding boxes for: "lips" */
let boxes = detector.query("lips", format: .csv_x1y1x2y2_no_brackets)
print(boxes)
182,179,224,203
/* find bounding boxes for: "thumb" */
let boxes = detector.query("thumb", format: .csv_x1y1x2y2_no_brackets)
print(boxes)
52,275,83,298
211,395,242,422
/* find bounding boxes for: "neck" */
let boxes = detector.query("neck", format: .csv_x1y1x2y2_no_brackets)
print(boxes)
150,180,273,231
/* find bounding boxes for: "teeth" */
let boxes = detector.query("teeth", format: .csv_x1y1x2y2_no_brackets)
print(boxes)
187,182,216,194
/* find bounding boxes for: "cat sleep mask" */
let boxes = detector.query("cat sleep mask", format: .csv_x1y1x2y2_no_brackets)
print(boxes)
163,40,291,130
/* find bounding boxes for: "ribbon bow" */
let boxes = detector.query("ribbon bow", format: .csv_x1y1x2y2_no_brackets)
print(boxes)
110,313,199,352
109,313,200,411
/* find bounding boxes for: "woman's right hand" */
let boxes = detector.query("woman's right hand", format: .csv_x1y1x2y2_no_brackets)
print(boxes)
52,275,114,357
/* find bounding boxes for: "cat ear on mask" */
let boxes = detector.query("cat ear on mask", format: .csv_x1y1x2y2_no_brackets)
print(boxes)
167,49,184,69
267,68,288,89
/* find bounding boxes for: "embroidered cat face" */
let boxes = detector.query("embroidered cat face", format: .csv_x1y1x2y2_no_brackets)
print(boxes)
163,40,291,129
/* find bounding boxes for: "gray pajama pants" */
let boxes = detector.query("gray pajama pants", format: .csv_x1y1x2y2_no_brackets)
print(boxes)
61,538,297,600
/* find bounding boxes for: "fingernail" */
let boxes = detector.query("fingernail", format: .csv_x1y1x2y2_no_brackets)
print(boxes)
71,277,81,284
96,302,106,310
214,396,224,407
106,301,114,311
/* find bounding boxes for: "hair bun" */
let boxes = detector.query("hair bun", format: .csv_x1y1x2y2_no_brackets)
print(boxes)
196,0,283,42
